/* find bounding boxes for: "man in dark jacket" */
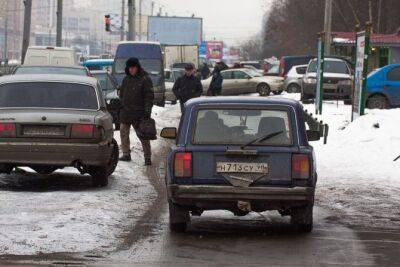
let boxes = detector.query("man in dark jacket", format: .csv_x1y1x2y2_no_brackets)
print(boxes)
200,62,211,80
118,57,154,165
208,66,223,96
172,63,203,113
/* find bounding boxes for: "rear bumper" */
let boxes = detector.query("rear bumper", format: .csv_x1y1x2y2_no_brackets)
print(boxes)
0,141,113,167
168,185,314,209
303,83,351,99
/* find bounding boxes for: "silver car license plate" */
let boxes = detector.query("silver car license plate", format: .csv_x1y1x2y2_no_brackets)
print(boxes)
23,126,65,137
216,162,268,174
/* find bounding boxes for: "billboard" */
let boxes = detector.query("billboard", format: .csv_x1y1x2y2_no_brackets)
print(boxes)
147,16,202,45
206,41,224,59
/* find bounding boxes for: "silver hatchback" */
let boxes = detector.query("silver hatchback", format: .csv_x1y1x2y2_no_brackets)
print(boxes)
0,75,118,187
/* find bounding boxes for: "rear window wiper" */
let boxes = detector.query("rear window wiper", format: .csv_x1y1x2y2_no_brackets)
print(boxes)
241,131,284,150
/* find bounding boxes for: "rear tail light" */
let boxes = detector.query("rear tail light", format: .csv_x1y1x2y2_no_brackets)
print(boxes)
174,152,192,178
292,154,310,179
71,124,103,139
0,123,16,138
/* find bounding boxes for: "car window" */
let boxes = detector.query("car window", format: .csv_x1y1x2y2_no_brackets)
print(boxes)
308,60,349,74
387,67,400,81
221,71,233,80
94,73,115,91
14,67,87,76
114,58,162,74
0,82,98,110
296,66,307,75
233,71,249,79
193,109,292,146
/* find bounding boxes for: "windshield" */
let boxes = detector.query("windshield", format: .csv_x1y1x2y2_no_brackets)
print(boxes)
0,82,98,110
193,109,292,146
114,58,162,75
308,60,349,74
15,67,88,76
244,69,263,77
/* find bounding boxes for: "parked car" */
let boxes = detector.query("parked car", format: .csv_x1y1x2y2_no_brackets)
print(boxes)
161,97,319,233
202,68,284,96
0,74,118,187
164,68,185,104
24,46,78,66
279,55,314,78
13,65,90,76
91,70,121,130
366,64,400,109
240,61,265,75
284,64,308,93
301,58,353,104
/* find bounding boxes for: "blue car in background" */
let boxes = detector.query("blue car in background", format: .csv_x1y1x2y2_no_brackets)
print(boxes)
82,59,114,71
161,97,321,233
366,64,400,109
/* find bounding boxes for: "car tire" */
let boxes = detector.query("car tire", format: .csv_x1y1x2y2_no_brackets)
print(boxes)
257,83,271,96
107,139,119,176
367,95,389,109
169,201,190,233
0,164,13,174
31,166,58,175
272,90,283,95
290,204,313,233
287,84,300,93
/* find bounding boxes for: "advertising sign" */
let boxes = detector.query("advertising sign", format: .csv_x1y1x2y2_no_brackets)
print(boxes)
147,16,203,45
206,41,224,59
352,31,369,120
315,37,325,114
199,41,207,58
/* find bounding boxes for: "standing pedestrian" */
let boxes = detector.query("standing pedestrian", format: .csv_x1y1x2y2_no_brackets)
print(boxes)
172,63,203,113
200,62,211,80
118,58,154,166
208,65,223,96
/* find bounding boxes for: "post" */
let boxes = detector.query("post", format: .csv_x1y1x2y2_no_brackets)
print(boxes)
158,7,162,16
138,0,142,41
21,0,32,64
323,0,332,55
56,0,63,47
121,0,125,41
128,0,136,41
3,1,8,63
151,1,155,16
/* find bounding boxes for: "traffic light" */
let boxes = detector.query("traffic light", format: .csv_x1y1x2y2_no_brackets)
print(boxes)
105,14,111,32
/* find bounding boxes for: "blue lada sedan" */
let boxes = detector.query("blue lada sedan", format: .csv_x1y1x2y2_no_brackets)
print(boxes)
161,97,320,233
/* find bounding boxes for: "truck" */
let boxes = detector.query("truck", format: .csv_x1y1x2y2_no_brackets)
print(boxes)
23,46,78,66
164,45,199,69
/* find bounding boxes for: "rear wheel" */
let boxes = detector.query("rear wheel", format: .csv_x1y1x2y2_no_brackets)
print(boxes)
367,95,389,109
31,166,58,175
290,204,313,233
0,164,13,174
272,90,283,95
169,201,190,233
257,83,271,96
107,139,119,176
287,83,300,93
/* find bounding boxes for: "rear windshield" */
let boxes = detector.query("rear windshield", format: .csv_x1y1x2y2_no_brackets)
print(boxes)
0,82,98,110
114,58,162,74
14,67,88,76
193,109,292,146
308,60,349,74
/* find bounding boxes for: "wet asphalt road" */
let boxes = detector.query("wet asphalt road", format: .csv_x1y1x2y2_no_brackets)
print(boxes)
1,145,400,266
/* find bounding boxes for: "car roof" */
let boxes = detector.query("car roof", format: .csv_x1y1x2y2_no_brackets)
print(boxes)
18,65,86,69
0,74,99,86
90,70,108,74
185,96,303,109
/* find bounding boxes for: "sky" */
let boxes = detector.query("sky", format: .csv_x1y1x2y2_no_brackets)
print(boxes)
153,0,267,45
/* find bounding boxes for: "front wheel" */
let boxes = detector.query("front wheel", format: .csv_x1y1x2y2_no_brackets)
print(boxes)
367,95,389,109
287,83,300,93
257,83,271,96
290,204,313,233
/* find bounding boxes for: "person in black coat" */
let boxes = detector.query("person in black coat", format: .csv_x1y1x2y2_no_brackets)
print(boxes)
208,66,223,96
200,62,211,80
172,63,203,113
118,57,154,165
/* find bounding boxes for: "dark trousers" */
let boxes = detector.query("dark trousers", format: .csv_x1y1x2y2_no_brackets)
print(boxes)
210,87,222,96
179,101,185,114
120,123,151,159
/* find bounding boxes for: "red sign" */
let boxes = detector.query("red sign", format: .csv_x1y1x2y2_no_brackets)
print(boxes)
206,41,224,59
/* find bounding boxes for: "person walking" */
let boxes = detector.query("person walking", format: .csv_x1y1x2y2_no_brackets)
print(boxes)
118,58,154,165
172,63,203,113
200,62,211,80
208,65,223,96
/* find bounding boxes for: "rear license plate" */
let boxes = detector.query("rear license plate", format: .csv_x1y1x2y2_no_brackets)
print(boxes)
216,162,268,174
23,125,65,137
323,84,337,90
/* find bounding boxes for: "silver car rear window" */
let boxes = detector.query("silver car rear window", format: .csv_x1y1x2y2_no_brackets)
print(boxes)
0,82,99,110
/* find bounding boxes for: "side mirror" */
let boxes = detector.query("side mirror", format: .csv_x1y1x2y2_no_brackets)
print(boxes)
161,127,177,139
307,130,320,141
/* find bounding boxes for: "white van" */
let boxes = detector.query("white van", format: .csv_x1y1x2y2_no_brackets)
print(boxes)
24,46,78,66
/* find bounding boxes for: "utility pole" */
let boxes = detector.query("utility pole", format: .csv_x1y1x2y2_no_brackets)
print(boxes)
323,0,333,55
138,0,142,41
56,0,63,47
121,0,125,41
3,1,8,63
368,0,373,31
151,1,155,16
158,6,162,16
21,0,32,64
128,0,135,41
